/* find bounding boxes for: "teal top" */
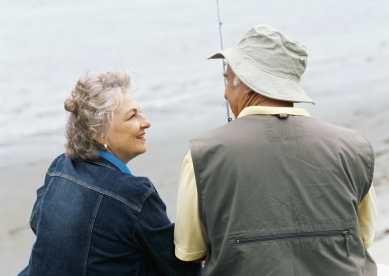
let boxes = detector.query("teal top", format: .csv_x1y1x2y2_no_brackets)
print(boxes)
98,150,132,175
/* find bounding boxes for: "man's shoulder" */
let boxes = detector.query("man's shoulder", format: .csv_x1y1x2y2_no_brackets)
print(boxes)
191,115,371,146
191,117,244,141
307,117,369,138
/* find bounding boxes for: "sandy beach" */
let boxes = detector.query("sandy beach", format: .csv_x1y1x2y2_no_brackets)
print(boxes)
1,0,389,274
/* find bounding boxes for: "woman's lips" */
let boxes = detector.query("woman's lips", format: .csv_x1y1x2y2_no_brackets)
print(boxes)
136,133,145,139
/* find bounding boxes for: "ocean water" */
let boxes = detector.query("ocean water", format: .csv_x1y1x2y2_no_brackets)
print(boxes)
1,0,388,172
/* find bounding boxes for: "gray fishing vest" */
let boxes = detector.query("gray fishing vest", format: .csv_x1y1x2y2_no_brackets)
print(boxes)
190,114,376,276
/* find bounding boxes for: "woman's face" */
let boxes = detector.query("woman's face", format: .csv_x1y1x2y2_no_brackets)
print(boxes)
107,93,151,163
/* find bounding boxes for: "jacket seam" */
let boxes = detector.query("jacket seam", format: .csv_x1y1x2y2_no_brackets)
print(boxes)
24,176,55,276
83,194,103,276
87,160,120,172
47,171,142,212
138,178,156,208
29,187,44,232
135,221,178,276
135,258,140,276
34,176,55,234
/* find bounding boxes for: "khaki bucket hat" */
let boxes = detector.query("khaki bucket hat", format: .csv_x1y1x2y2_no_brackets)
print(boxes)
208,24,315,104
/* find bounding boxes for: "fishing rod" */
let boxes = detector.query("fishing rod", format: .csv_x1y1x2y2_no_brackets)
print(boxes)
216,0,232,122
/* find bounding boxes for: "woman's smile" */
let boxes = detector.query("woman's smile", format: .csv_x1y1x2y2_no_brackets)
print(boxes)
106,93,151,163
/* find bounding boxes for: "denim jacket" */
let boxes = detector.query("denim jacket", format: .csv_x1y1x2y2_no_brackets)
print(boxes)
19,154,201,276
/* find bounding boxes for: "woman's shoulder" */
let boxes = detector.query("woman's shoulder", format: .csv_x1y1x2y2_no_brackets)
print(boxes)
46,154,157,212
96,173,158,214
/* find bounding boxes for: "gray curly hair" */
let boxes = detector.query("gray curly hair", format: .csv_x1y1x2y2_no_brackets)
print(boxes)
64,69,134,160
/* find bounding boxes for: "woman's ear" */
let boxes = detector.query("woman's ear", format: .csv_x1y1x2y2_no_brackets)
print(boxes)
91,132,105,147
94,138,104,147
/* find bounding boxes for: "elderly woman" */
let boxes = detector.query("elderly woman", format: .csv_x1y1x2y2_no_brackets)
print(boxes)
19,69,201,276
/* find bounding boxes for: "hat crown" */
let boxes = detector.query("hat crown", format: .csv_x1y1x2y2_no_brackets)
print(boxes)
234,25,308,82
207,24,315,104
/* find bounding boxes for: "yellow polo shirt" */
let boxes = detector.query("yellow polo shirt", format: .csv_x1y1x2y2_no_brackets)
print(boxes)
174,106,377,261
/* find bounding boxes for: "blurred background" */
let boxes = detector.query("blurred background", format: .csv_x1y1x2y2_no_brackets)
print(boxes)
1,0,388,274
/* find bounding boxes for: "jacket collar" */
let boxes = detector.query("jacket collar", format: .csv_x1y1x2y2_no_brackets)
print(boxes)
88,150,132,175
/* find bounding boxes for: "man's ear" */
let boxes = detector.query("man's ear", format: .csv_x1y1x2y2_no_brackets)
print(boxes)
239,81,252,95
244,88,254,96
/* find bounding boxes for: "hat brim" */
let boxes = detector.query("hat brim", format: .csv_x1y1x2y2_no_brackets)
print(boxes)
208,49,315,104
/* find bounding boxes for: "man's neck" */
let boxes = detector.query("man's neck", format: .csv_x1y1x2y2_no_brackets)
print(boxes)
238,91,293,114
260,98,293,107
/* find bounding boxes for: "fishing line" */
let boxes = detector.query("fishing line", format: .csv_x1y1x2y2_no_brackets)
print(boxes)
216,0,232,122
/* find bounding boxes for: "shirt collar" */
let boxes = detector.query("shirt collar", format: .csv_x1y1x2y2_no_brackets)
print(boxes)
98,150,132,175
237,106,310,118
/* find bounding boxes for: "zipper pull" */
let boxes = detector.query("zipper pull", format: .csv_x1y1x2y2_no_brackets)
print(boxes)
343,230,350,257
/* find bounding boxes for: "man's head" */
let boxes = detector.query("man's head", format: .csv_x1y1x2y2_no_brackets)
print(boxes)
223,65,293,117
223,65,250,117
208,24,314,115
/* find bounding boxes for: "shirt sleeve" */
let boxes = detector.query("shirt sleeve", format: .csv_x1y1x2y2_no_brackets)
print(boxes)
358,185,377,249
174,151,209,261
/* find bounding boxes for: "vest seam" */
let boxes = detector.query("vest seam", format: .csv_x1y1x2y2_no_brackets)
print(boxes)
189,140,206,234
359,132,375,198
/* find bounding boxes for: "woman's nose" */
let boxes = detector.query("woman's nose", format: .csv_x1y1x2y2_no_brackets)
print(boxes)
140,114,151,129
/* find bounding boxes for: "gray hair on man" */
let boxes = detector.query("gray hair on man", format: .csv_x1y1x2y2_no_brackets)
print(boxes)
233,75,241,86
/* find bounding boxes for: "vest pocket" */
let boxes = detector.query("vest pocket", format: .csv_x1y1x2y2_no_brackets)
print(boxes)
235,230,350,257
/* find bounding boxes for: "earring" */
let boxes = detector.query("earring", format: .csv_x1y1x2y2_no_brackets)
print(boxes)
104,144,108,150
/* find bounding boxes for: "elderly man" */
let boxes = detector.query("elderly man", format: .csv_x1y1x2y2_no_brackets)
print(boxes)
174,24,377,275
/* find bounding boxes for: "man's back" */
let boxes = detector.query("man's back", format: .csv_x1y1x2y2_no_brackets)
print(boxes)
190,114,376,275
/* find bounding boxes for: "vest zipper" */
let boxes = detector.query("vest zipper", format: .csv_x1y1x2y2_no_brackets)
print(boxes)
236,230,350,257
